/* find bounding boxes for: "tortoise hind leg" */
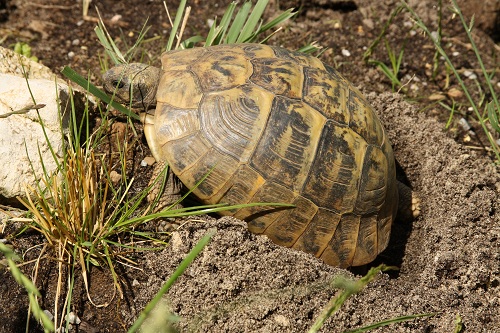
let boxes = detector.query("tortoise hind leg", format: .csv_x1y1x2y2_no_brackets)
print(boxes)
396,181,421,221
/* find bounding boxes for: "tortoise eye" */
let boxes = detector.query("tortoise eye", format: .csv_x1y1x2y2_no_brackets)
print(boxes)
112,80,125,89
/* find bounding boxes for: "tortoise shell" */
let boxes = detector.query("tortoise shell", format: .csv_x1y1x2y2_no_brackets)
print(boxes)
144,43,397,267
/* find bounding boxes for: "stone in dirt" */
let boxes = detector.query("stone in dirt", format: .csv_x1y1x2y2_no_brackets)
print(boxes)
0,47,93,204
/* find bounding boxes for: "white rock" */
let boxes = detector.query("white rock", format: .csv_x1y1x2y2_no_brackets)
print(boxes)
341,49,351,57
0,73,93,203
43,309,54,321
66,311,81,325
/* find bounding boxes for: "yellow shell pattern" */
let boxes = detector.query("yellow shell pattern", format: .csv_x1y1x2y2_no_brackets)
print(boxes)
148,43,398,267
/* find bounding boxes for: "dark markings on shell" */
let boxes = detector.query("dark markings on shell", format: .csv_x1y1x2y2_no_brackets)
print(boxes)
303,66,347,125
302,121,362,212
250,58,301,98
250,97,316,190
292,208,342,257
264,195,318,247
244,181,297,234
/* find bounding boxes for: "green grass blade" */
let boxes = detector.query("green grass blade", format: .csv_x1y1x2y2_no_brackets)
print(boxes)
368,60,401,90
296,43,322,54
61,66,140,120
453,314,464,333
212,2,237,45
237,0,269,43
95,16,126,64
226,1,252,43
308,264,397,333
166,0,188,51
204,17,219,47
487,101,500,133
343,313,437,333
112,201,295,230
256,8,296,38
181,35,204,49
401,0,500,162
123,19,151,60
94,25,124,65
128,230,215,333
0,243,55,332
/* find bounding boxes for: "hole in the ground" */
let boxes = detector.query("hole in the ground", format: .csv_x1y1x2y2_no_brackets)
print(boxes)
297,0,358,13
491,12,500,43
0,0,12,23
328,0,358,12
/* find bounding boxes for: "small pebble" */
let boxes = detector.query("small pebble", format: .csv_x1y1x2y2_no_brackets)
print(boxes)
109,170,122,184
110,14,122,23
458,118,471,131
463,70,477,80
66,312,81,325
341,49,351,57
67,51,75,58
43,310,54,321
403,21,413,28
142,156,156,166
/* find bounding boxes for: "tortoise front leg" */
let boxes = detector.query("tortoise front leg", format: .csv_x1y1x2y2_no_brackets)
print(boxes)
147,160,184,212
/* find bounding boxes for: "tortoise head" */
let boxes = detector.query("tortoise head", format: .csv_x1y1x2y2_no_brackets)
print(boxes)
103,63,161,109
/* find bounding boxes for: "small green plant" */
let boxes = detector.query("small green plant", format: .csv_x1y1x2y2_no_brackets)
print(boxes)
453,314,464,333
368,39,406,91
401,0,500,163
13,42,38,62
96,0,299,66
308,265,435,333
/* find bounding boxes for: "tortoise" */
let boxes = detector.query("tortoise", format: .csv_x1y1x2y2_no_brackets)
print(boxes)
103,43,412,268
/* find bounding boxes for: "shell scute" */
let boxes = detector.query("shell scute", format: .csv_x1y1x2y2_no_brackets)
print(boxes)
250,58,304,99
302,121,366,212
250,96,324,191
303,66,349,125
191,51,251,92
242,182,297,233
182,148,239,201
156,70,203,109
264,195,319,247
292,208,342,258
199,85,274,162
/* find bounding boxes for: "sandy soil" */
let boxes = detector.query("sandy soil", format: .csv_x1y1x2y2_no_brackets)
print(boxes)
0,0,499,332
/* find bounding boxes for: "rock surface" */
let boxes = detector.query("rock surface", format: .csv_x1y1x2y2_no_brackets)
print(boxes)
0,48,92,204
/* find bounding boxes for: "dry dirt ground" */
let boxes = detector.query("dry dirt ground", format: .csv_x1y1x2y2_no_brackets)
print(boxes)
0,0,499,332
